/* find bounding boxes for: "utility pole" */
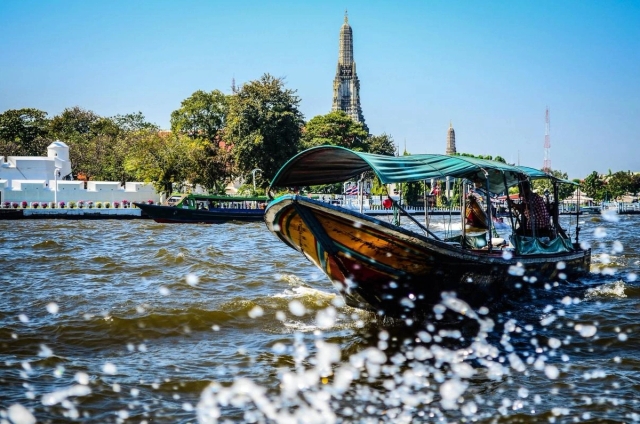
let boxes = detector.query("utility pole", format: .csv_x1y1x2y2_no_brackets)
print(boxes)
543,107,551,173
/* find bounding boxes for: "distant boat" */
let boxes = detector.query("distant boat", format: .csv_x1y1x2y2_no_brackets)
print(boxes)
579,206,601,215
264,146,591,316
134,194,268,224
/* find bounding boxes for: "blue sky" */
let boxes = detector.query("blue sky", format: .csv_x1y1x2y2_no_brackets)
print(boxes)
1,0,638,179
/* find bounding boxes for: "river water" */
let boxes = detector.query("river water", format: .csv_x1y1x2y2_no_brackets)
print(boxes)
0,213,638,423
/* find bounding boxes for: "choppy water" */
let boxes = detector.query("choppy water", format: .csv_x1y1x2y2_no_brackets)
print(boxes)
1,213,639,423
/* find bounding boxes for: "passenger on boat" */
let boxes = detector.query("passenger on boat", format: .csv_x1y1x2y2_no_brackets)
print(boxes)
465,194,488,232
509,180,552,237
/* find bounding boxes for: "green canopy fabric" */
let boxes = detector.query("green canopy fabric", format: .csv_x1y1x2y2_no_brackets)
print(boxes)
516,166,579,186
270,146,569,194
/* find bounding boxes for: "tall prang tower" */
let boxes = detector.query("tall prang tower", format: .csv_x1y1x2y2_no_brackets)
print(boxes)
332,11,368,133
446,121,456,155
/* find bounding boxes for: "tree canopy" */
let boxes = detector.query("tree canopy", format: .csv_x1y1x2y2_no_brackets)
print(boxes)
170,90,228,142
226,74,304,185
0,108,50,156
532,169,575,200
301,111,369,151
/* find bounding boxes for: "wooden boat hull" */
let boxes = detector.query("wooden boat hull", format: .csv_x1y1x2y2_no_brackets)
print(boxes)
265,195,591,315
134,203,265,223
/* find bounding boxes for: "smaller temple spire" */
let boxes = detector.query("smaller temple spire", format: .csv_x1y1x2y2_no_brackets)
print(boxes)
446,121,457,155
344,9,348,23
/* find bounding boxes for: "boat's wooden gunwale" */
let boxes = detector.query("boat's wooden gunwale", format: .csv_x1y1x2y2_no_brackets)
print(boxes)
266,195,589,267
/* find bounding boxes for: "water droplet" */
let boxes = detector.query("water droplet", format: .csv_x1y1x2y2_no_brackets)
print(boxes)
548,338,562,349
75,372,90,385
19,314,29,323
601,209,619,222
502,250,513,260
103,362,117,375
46,302,59,314
186,274,199,287
611,240,623,253
545,364,559,379
316,307,336,329
7,403,36,424
159,286,170,295
593,227,607,238
400,297,415,308
38,344,53,358
574,324,597,338
53,365,64,378
248,306,264,318
331,296,346,308
272,343,286,354
508,264,525,276
288,300,306,316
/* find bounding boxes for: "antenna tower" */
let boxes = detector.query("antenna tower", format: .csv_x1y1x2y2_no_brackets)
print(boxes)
543,107,551,173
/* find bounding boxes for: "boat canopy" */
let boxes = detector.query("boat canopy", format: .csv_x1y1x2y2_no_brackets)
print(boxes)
515,166,577,186
270,146,575,194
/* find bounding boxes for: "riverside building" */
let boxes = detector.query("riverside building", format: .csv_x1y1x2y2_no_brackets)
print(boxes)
0,141,159,206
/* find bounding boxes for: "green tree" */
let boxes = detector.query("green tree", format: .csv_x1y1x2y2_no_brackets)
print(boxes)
112,112,159,133
50,107,102,179
105,113,159,183
124,131,192,197
226,74,304,183
302,111,368,151
532,169,574,200
187,137,235,193
582,171,603,200
606,171,633,200
367,133,397,156
170,90,232,192
50,107,100,139
170,90,228,142
0,108,51,156
631,173,640,195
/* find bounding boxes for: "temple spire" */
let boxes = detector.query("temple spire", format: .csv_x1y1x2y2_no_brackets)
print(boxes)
446,121,457,155
332,13,368,133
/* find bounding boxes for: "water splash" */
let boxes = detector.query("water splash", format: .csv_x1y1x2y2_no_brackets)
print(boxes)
585,281,627,299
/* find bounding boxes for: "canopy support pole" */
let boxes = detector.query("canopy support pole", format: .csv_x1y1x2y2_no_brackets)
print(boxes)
485,175,493,252
391,198,441,240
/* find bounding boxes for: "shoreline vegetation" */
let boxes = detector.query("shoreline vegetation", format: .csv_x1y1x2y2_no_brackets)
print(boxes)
1,74,638,204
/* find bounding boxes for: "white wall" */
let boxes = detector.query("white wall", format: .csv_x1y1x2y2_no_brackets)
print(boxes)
1,180,160,205
0,140,161,205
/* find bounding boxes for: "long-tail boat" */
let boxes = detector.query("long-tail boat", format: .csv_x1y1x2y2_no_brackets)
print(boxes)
264,146,591,316
134,194,268,224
